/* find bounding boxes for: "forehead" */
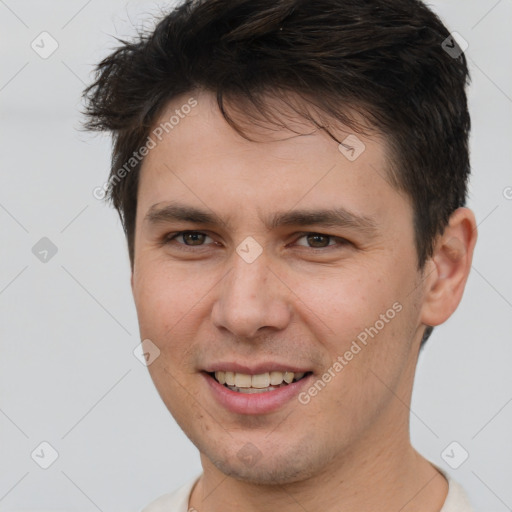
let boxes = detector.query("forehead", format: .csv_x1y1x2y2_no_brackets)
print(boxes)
136,90,410,231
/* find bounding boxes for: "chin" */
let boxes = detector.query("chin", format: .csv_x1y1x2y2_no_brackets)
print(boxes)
204,443,322,486
217,461,313,485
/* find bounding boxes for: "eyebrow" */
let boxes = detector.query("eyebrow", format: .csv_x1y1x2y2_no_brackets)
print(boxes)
144,202,379,235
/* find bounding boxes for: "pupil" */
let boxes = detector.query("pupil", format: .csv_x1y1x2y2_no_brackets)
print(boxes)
184,232,204,245
308,234,329,247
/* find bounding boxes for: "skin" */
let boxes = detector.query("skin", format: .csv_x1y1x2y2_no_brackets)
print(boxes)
131,89,477,512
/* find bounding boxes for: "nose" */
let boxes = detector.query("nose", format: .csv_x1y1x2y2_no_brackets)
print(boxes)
211,250,292,339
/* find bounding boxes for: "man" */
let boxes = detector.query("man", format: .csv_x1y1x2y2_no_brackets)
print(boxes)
84,0,478,510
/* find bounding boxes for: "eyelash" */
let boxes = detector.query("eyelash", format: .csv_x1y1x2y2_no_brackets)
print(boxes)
162,231,351,251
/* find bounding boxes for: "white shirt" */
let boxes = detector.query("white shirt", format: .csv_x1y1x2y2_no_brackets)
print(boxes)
141,466,474,512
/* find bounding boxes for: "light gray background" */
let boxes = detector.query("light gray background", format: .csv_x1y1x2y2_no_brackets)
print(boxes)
1,1,511,511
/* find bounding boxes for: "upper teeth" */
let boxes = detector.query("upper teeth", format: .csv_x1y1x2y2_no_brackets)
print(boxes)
214,371,305,388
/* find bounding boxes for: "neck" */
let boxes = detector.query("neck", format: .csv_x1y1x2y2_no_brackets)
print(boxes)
189,423,448,512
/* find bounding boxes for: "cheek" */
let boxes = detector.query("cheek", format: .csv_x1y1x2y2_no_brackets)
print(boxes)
132,260,225,378
290,259,417,400
288,266,399,347
133,261,204,334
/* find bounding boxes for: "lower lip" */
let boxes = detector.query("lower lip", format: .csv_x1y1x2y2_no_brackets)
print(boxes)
202,372,313,415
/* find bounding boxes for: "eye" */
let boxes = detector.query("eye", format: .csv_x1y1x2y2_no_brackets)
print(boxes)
165,231,214,247
162,231,350,252
294,232,349,249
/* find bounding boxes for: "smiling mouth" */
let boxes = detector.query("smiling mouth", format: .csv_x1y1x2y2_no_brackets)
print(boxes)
207,370,312,394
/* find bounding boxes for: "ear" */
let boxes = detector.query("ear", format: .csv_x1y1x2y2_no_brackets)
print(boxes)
420,207,478,327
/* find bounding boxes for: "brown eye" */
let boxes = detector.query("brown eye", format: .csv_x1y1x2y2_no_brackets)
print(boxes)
181,232,207,245
305,234,332,248
295,233,340,248
293,232,352,251
165,231,213,247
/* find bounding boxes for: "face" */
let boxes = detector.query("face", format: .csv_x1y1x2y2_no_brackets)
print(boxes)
131,90,428,484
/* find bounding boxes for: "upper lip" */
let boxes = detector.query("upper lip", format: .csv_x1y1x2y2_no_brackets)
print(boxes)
204,362,311,375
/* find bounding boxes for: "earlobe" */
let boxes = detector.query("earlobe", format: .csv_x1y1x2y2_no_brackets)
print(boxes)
420,207,478,327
